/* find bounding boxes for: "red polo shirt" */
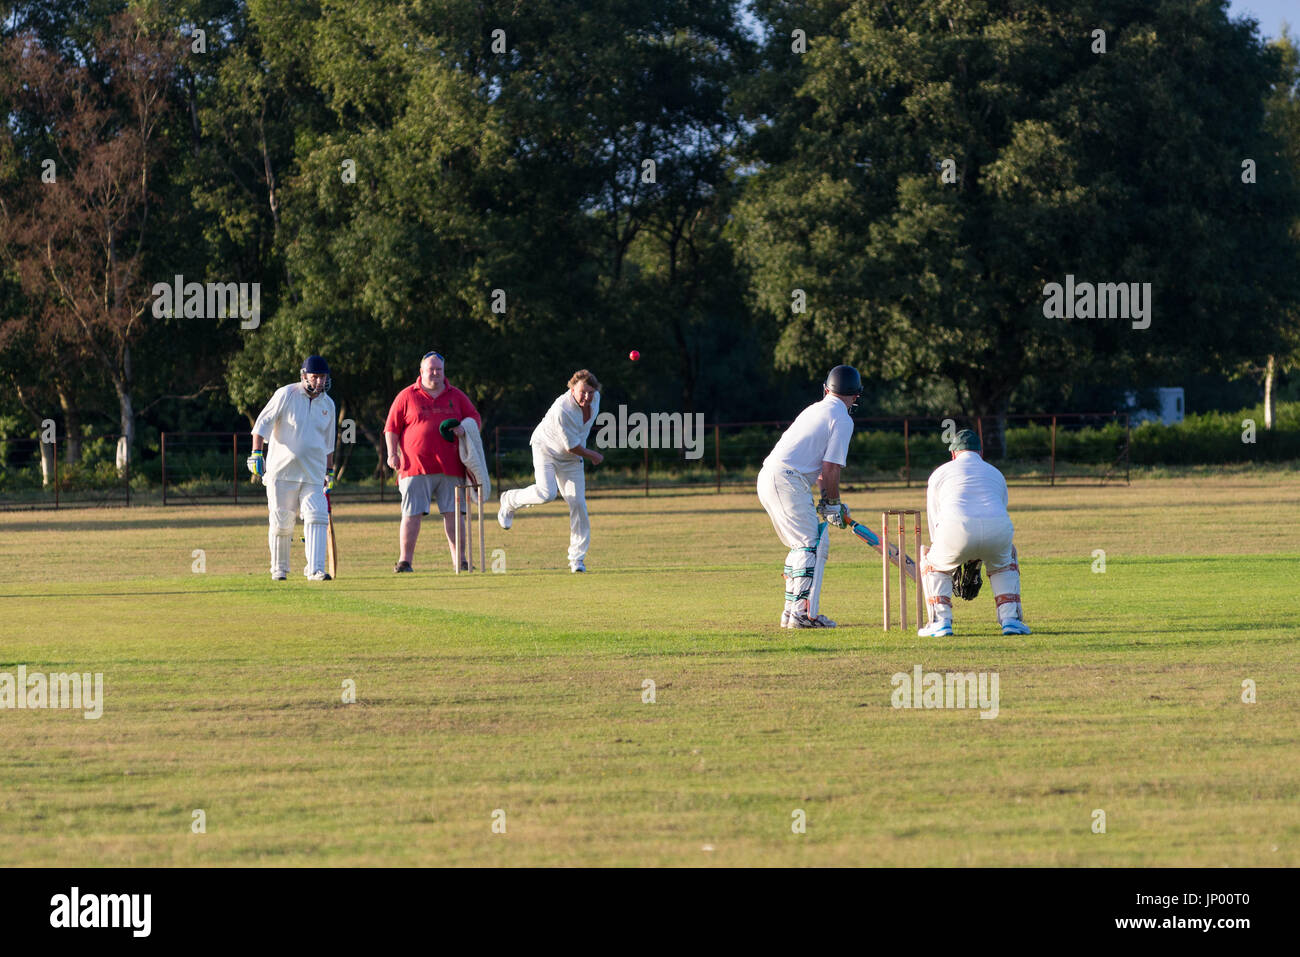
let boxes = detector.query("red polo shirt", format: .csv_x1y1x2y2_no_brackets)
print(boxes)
384,382,482,479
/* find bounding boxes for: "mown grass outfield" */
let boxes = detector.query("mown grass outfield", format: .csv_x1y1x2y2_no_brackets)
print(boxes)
1,471,1297,866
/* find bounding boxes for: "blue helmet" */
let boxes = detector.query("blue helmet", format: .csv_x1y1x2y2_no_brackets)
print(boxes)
301,355,331,396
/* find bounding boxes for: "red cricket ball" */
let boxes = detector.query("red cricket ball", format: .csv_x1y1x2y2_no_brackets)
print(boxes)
629,350,640,361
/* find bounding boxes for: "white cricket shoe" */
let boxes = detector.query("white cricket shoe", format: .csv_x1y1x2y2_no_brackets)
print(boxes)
307,570,332,581
570,559,586,573
497,499,513,530
1001,619,1032,636
917,620,954,638
271,570,287,581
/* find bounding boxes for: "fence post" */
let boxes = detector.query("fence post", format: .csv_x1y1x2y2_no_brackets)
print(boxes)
494,426,501,495
124,440,130,507
903,417,910,488
975,416,984,449
715,424,721,493
54,437,59,510
1125,413,1131,485
232,432,238,504
644,444,650,497
1049,416,1057,487
161,432,167,506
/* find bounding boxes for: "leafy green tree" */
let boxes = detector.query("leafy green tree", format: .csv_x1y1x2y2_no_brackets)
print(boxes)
125,0,334,451
734,1,1300,451
1256,27,1300,429
0,11,184,472
226,0,754,454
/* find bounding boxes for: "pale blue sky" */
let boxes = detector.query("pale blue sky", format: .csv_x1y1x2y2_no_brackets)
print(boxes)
1226,0,1291,41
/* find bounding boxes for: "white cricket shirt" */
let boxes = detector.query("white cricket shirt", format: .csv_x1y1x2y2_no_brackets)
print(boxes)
926,451,1009,536
763,394,854,481
252,383,336,484
531,390,600,459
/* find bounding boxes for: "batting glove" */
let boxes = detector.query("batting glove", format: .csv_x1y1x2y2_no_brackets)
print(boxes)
325,468,336,492
247,450,266,479
818,496,850,528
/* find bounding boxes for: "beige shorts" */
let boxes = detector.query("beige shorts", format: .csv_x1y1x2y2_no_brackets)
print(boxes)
399,473,461,516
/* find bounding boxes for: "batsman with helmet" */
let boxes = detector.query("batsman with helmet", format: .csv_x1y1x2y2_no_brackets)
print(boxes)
247,355,337,581
757,365,862,628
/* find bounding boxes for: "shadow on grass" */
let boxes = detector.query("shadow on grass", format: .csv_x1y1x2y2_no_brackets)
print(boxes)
0,588,277,599
0,510,410,533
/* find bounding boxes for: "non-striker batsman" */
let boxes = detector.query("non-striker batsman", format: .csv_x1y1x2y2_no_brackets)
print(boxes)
247,355,337,581
758,365,862,628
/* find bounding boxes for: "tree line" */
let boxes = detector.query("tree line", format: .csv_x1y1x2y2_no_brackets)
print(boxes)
2,0,1298,473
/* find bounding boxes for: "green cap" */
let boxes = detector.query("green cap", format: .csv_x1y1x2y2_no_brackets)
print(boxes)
439,418,461,442
950,428,981,452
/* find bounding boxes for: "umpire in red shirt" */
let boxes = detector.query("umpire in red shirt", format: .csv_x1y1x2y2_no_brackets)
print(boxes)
384,351,482,572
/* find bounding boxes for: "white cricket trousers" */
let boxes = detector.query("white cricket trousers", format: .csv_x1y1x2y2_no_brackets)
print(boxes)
923,515,1021,624
757,465,829,620
757,465,819,548
266,479,328,576
501,445,590,563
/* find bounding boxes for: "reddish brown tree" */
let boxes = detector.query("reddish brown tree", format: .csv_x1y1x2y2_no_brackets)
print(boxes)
0,12,180,472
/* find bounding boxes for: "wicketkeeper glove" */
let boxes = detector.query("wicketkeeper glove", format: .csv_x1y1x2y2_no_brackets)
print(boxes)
246,450,266,479
953,559,983,600
817,496,850,528
325,468,336,492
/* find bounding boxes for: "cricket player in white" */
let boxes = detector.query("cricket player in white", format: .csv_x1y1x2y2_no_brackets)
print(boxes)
497,370,603,572
247,355,336,581
758,365,862,628
920,429,1031,637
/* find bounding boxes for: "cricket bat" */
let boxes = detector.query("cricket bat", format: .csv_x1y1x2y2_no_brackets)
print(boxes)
847,519,918,581
326,491,338,578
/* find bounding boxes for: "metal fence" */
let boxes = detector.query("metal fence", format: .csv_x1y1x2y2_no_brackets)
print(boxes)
490,412,1129,494
156,431,393,505
0,413,1130,510
0,436,132,510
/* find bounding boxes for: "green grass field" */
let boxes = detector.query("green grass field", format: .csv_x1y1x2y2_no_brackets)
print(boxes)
1,474,1297,866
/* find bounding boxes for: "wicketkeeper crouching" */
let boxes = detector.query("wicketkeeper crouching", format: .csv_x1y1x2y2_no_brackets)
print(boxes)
920,429,1031,637
247,355,337,581
757,365,862,629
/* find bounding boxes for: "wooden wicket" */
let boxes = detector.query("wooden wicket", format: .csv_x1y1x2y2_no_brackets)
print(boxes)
454,482,486,574
882,508,924,630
